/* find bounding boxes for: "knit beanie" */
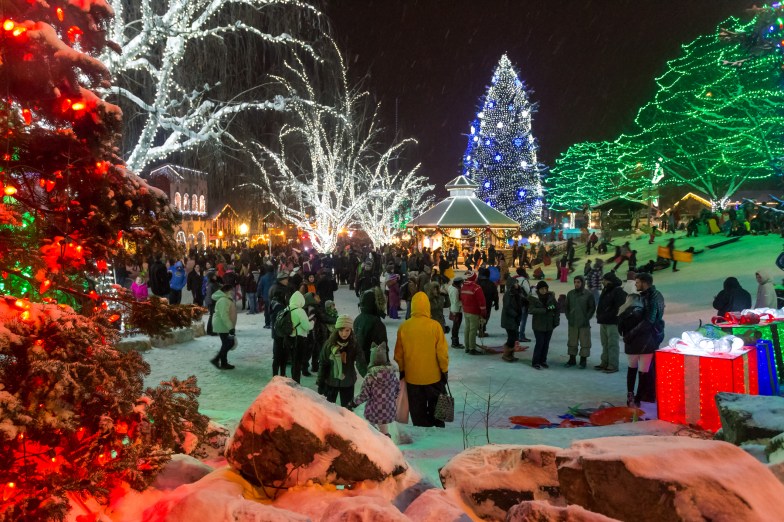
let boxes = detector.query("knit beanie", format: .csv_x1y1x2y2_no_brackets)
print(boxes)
369,342,389,367
466,271,478,283
335,314,354,330
536,280,549,290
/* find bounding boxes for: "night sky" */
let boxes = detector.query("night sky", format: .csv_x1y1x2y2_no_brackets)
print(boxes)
327,1,758,195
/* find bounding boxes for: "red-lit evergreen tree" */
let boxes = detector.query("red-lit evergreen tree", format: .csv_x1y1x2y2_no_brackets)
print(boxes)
0,2,206,520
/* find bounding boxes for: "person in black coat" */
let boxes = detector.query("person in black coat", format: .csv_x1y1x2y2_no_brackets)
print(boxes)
713,276,753,317
186,264,204,306
594,271,627,373
477,268,499,336
500,278,523,362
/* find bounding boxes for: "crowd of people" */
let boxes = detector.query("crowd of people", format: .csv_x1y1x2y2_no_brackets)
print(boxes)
116,226,780,429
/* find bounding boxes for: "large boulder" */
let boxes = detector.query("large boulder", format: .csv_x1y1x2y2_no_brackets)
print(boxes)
320,496,409,521
440,445,564,520
715,392,784,445
152,454,213,490
225,377,407,488
557,435,784,521
507,500,620,522
404,489,471,521
137,468,307,522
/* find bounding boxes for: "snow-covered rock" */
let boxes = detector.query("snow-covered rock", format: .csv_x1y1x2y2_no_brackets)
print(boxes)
506,500,620,521
139,468,307,522
403,489,471,521
440,445,564,520
225,377,407,488
152,454,213,490
769,461,784,485
193,420,231,461
320,495,409,521
767,432,784,465
556,435,784,521
715,392,784,445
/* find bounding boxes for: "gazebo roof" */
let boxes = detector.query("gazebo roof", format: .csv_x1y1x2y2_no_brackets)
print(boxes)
408,175,520,229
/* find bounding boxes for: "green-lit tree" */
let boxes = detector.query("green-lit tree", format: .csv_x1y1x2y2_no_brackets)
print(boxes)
625,17,784,208
548,141,641,211
462,54,545,230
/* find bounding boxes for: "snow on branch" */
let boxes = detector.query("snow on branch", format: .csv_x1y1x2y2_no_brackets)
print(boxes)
100,0,323,172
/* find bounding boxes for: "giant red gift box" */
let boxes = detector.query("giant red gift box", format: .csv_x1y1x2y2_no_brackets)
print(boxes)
656,346,758,432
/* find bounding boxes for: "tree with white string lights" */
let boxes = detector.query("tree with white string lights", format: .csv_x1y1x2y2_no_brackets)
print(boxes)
100,0,323,173
246,42,421,253
462,54,545,230
357,145,433,248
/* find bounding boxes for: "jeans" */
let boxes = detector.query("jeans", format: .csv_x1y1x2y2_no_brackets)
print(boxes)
247,293,258,314
216,333,233,366
532,329,553,366
451,312,463,345
518,309,529,339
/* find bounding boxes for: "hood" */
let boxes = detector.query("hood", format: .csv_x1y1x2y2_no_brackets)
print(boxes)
289,290,305,309
211,289,229,300
359,290,379,314
173,261,184,271
602,271,622,287
723,277,741,291
410,291,431,317
506,278,518,291
756,270,771,284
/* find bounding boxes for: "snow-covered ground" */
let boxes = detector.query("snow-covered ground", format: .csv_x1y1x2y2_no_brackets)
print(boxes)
141,231,783,485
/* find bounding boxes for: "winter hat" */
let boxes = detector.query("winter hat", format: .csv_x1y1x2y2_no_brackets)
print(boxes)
335,314,354,330
324,300,336,311
276,271,289,281
594,258,604,268
290,266,301,275
465,271,478,283
369,342,389,367
452,275,465,283
602,271,622,286
536,281,549,291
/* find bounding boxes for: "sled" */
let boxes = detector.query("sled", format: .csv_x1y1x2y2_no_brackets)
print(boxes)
509,416,552,428
484,344,529,354
706,236,740,249
567,402,614,418
707,218,721,234
589,406,645,426
656,247,693,263
558,418,591,428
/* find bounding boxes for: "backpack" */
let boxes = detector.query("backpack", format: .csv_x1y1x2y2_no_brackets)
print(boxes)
273,306,295,339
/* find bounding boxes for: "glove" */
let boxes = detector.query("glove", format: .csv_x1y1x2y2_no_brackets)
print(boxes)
494,305,499,311
547,305,555,311
346,401,357,410
229,328,236,335
399,371,406,380
441,372,448,384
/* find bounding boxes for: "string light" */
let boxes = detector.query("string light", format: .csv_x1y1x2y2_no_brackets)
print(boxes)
461,54,544,230
549,14,784,211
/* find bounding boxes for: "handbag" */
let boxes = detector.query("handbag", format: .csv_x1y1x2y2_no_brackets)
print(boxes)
434,381,454,423
395,379,409,424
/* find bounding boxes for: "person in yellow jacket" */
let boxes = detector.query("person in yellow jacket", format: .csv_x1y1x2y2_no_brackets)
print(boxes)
394,291,449,427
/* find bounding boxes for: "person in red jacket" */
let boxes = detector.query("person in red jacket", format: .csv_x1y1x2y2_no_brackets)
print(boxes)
460,271,487,355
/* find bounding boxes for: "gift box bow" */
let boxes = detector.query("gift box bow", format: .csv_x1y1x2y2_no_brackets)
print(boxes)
666,330,745,357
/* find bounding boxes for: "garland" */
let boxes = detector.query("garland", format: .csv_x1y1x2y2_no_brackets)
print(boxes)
411,226,523,241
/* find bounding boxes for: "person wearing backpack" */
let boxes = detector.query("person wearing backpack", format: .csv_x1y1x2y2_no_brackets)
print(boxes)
269,286,289,377
285,290,314,383
209,283,238,370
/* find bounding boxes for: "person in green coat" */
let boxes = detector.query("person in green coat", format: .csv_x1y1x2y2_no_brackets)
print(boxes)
528,281,560,370
316,315,367,408
565,275,596,368
209,283,238,370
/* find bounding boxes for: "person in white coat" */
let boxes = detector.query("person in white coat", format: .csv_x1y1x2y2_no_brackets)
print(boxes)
447,276,464,349
287,290,314,383
755,269,777,309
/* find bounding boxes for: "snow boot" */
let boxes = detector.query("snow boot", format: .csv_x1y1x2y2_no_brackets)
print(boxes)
579,356,587,369
502,345,518,362
565,355,577,367
626,367,638,405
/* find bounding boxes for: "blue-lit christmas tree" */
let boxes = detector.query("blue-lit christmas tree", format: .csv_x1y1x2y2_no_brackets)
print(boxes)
462,54,544,230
